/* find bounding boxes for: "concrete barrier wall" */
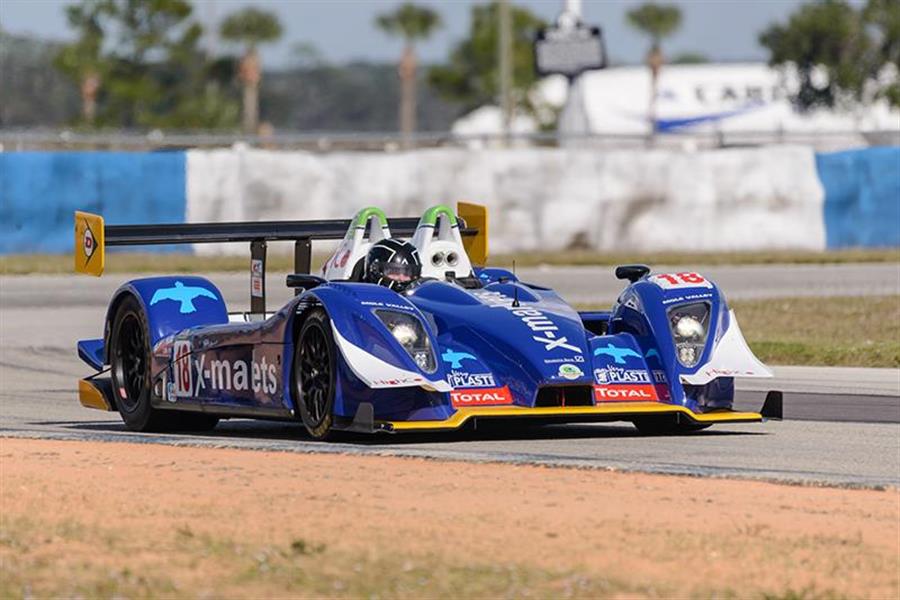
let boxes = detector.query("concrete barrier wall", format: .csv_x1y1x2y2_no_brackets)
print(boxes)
817,147,900,248
0,151,185,254
2,145,896,255
186,145,826,255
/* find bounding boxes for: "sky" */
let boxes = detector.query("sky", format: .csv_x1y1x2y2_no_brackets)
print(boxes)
1,0,821,67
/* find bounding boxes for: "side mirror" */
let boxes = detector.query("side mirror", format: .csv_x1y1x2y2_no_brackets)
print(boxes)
614,264,650,283
286,274,326,292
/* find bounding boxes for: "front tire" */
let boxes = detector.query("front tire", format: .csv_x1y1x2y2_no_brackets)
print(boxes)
293,309,336,440
110,296,219,433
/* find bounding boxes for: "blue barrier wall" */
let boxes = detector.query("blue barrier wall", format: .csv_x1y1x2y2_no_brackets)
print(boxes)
1,148,898,254
817,146,900,248
0,151,186,254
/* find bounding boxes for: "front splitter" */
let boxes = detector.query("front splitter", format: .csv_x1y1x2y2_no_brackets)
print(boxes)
381,402,763,432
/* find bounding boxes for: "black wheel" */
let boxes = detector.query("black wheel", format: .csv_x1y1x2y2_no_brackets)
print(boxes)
632,416,711,436
110,296,219,433
293,309,336,440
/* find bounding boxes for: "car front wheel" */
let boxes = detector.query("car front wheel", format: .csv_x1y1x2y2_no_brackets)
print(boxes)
293,308,337,440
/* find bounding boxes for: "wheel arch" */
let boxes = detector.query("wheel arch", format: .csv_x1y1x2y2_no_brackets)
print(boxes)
286,298,328,415
103,276,229,364
103,287,141,364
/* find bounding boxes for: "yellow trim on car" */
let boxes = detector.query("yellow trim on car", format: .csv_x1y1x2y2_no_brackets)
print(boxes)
383,403,762,432
74,211,105,276
457,201,488,266
78,378,113,411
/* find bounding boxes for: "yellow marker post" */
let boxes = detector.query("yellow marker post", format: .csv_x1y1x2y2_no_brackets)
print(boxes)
457,201,488,266
74,211,105,276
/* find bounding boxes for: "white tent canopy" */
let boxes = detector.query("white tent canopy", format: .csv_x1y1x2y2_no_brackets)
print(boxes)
559,63,900,136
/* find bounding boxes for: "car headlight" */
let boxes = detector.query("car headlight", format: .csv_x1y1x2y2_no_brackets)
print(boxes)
668,302,710,368
374,309,437,373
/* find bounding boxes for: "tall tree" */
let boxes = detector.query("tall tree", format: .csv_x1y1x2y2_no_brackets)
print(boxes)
863,0,900,107
626,3,682,134
52,0,237,129
103,0,208,127
375,3,442,146
53,0,112,125
220,7,283,134
759,0,873,111
428,2,545,116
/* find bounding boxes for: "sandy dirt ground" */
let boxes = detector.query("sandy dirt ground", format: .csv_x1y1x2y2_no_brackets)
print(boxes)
1,438,898,599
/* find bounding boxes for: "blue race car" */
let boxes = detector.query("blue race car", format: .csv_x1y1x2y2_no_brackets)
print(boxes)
74,203,781,439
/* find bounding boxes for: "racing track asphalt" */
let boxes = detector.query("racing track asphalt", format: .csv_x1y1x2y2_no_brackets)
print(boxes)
1,265,898,488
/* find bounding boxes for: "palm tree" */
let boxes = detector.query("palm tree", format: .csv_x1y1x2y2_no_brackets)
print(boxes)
375,3,442,147
626,3,682,136
220,8,283,134
54,0,111,126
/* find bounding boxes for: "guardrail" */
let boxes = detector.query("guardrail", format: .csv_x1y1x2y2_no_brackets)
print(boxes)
1,128,896,153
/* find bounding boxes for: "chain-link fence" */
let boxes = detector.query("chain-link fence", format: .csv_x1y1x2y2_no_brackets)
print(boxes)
1,128,897,153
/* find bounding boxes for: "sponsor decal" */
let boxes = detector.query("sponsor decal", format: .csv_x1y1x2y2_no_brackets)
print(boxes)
336,249,350,268
172,340,193,397
251,259,264,298
472,290,583,355
371,376,425,386
360,300,416,312
150,281,218,314
699,367,758,377
153,335,175,359
593,343,641,365
441,348,478,369
558,363,584,380
450,386,513,407
650,272,713,290
82,224,96,260
175,346,280,396
593,384,659,402
544,356,585,364
323,242,352,274
648,370,671,401
593,366,651,385
662,292,714,305
447,370,496,388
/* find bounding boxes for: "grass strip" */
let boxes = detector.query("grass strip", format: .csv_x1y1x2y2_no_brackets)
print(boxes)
2,247,898,275
0,515,647,599
579,295,900,368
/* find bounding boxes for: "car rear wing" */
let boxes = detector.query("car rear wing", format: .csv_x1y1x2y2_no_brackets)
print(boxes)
74,202,488,313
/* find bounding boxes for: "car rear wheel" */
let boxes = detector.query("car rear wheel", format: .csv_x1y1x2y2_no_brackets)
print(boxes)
293,308,336,440
110,296,218,432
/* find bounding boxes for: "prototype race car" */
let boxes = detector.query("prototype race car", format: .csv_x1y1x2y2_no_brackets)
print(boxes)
74,203,781,439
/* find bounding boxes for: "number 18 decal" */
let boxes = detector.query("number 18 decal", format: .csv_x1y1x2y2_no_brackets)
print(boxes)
650,272,712,290
173,340,193,397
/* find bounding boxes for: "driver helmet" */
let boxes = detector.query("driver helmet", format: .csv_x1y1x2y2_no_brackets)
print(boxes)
364,239,422,291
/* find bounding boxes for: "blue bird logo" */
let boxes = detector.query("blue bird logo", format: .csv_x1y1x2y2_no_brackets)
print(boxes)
441,348,477,369
594,343,642,365
150,281,218,314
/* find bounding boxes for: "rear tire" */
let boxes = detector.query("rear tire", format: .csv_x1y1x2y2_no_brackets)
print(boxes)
110,296,219,433
293,309,336,441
